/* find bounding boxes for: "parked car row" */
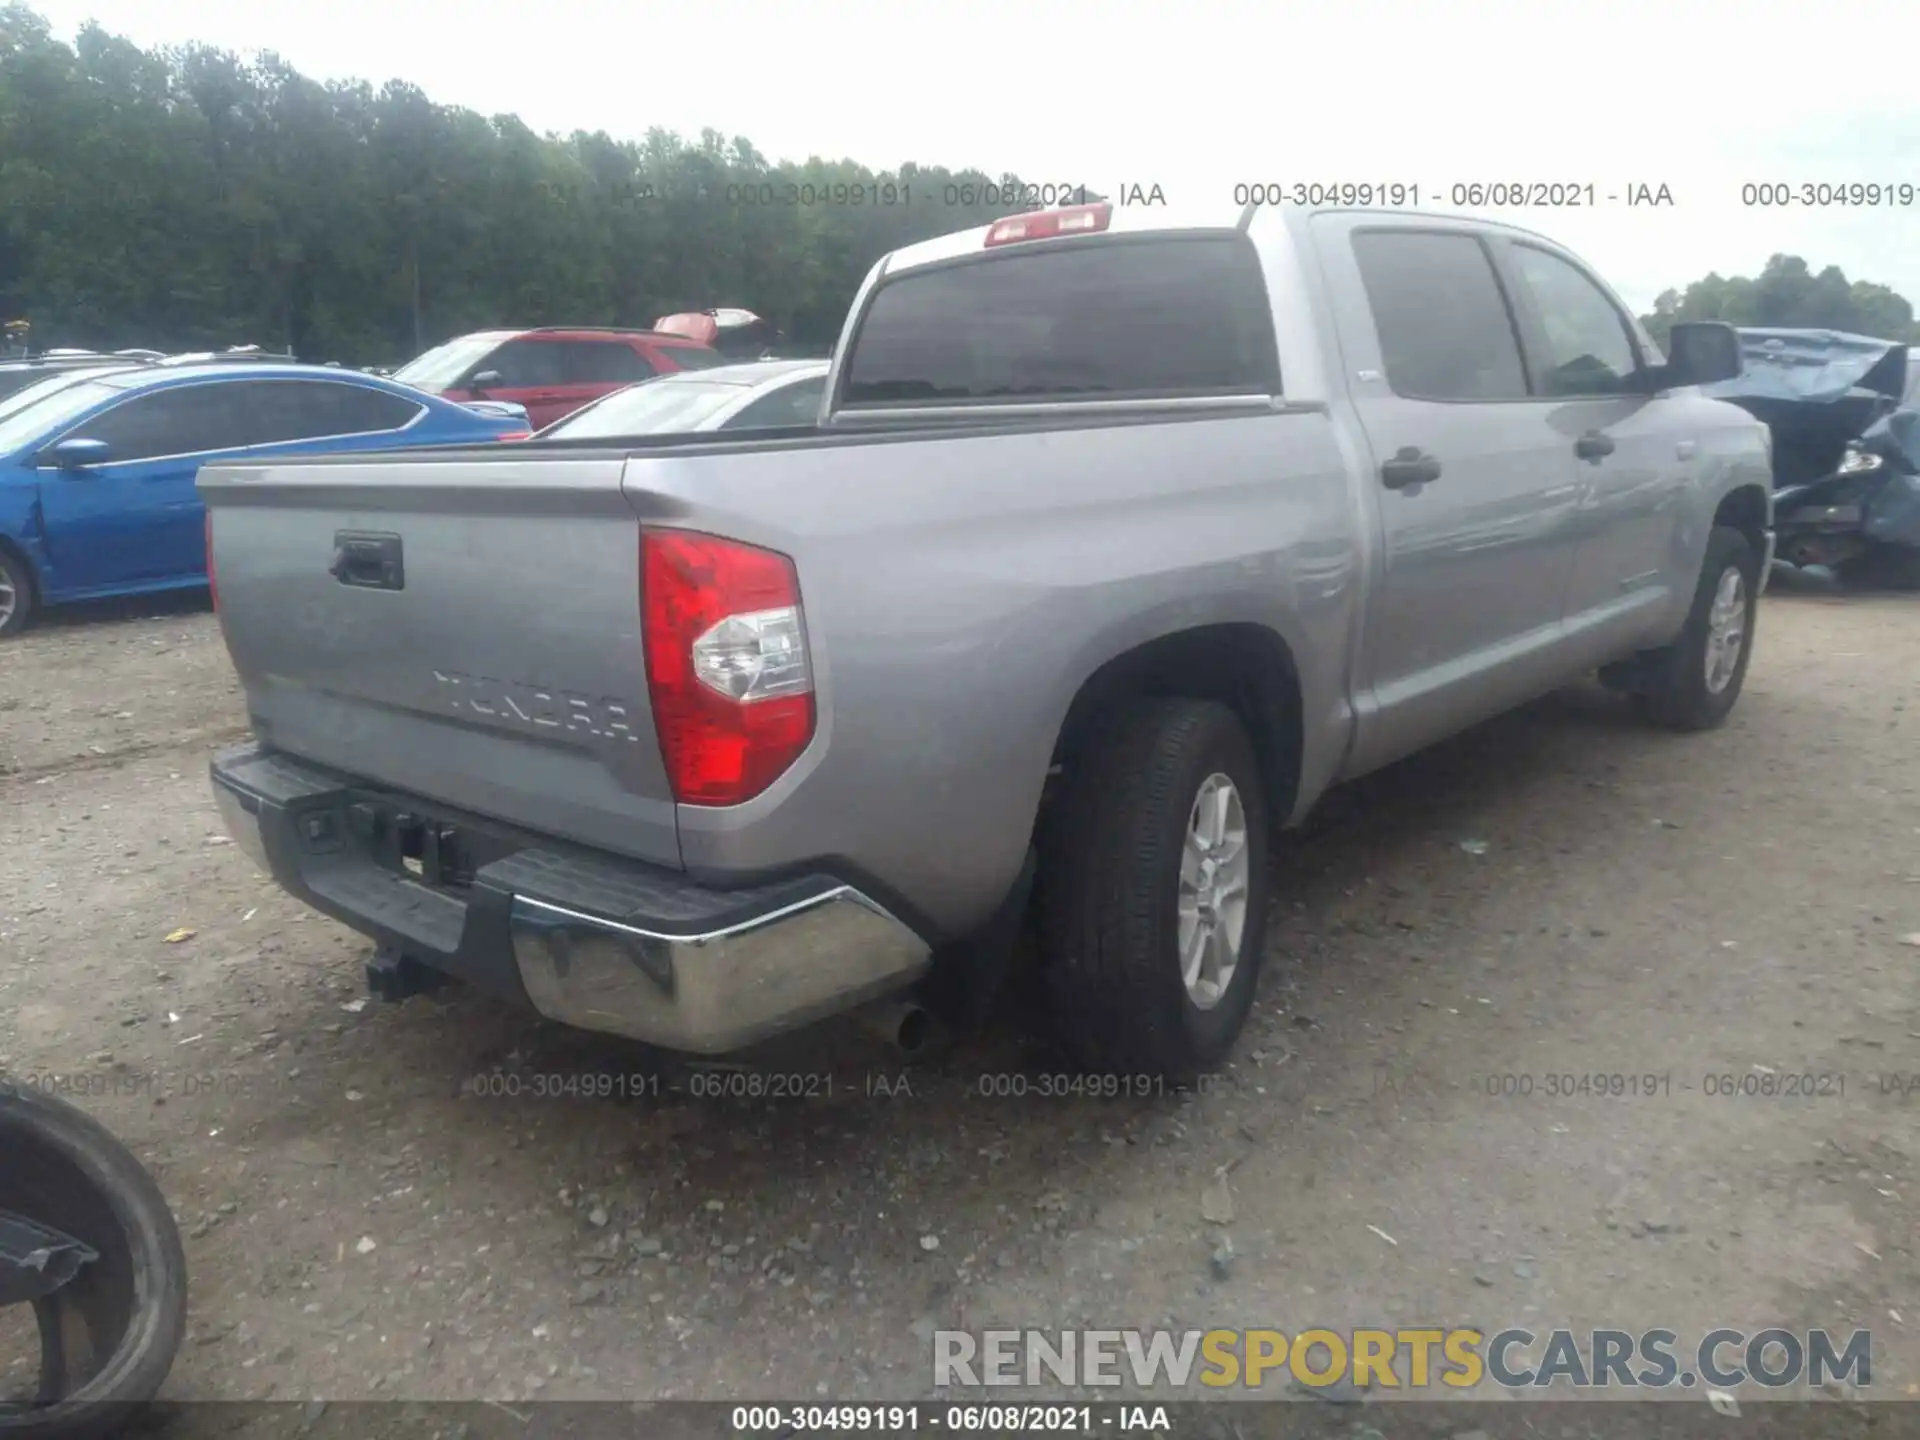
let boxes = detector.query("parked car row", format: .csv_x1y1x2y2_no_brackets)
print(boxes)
540,358,828,437
0,362,536,636
196,200,1773,1084
390,325,726,429
1705,327,1920,588
0,347,358,405
0,322,850,634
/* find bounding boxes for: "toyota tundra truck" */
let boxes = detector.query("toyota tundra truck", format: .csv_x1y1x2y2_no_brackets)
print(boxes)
200,201,1773,1081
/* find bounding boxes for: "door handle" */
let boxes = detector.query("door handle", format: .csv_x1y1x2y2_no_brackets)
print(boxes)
1380,447,1442,490
330,531,406,591
1575,431,1616,462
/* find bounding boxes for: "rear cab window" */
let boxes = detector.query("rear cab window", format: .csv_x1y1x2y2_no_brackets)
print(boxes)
840,233,1281,408
560,341,655,384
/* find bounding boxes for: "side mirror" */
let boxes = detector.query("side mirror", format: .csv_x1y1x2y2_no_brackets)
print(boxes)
469,370,504,396
1661,322,1743,387
43,437,112,470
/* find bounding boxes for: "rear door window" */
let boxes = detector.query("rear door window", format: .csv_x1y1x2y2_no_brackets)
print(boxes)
560,341,656,384
1350,230,1530,402
843,234,1281,405
244,381,426,443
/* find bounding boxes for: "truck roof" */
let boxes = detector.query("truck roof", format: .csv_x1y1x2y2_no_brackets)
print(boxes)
880,202,1252,275
878,202,1594,278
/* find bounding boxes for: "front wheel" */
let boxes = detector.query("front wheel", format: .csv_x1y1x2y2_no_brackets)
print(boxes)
1632,525,1761,731
1038,699,1271,1083
0,550,34,638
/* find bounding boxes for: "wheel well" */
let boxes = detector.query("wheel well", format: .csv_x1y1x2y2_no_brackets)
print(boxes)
1713,485,1769,556
1049,624,1303,829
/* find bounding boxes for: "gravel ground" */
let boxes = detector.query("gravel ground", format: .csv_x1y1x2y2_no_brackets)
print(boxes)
4,587,1920,1413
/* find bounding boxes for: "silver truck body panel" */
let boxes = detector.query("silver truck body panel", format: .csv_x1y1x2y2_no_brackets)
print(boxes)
202,203,1772,1051
612,409,1362,935
206,454,684,868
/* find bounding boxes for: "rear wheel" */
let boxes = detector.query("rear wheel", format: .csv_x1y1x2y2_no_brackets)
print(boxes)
1038,699,1270,1082
1632,525,1760,731
0,550,34,638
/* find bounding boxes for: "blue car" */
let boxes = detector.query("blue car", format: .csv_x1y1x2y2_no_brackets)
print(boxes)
0,363,530,636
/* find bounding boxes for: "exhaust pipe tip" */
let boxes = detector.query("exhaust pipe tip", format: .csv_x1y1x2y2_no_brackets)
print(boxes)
895,1004,931,1055
859,999,932,1056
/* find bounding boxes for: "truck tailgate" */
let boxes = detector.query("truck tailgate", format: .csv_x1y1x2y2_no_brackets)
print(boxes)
200,451,681,869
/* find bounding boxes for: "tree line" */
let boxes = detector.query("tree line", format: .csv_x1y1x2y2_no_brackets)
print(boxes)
3,4,1918,368
1639,254,1920,350
0,4,1069,364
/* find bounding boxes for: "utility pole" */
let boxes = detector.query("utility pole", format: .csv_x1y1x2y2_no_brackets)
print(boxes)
411,249,424,355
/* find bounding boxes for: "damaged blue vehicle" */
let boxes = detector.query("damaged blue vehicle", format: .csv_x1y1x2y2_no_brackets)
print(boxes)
1706,328,1920,587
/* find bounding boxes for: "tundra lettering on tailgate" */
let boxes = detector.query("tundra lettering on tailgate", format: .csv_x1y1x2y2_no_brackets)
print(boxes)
433,670,642,742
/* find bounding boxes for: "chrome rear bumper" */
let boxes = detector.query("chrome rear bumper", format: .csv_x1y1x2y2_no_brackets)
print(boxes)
509,888,932,1052
209,744,931,1053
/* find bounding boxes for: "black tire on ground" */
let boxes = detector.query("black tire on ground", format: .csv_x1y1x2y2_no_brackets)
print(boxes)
0,548,35,638
1038,698,1271,1083
1632,524,1761,732
0,1083,187,1439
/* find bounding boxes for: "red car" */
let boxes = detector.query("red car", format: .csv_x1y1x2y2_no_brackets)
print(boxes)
391,327,724,429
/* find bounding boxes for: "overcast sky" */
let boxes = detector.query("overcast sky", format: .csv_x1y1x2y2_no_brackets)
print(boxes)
28,0,1920,315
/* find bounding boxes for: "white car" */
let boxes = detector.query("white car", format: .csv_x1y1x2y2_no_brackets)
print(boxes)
538,359,829,438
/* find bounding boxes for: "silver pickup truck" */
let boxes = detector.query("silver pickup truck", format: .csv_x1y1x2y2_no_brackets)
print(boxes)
202,201,1773,1081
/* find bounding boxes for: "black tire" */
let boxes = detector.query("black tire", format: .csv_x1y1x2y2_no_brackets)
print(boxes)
1632,525,1761,732
0,548,35,639
0,1083,186,1439
1038,698,1271,1083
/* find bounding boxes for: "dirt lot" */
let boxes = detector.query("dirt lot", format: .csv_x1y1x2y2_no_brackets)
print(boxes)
4,587,1920,1413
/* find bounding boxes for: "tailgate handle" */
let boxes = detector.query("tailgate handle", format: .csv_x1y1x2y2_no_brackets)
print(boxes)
330,532,405,591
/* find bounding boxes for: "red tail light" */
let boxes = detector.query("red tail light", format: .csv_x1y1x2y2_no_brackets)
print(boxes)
495,429,533,442
641,529,814,806
984,202,1112,247
205,511,218,611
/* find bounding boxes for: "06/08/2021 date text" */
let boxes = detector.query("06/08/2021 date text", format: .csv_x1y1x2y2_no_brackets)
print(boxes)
1231,182,1675,208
